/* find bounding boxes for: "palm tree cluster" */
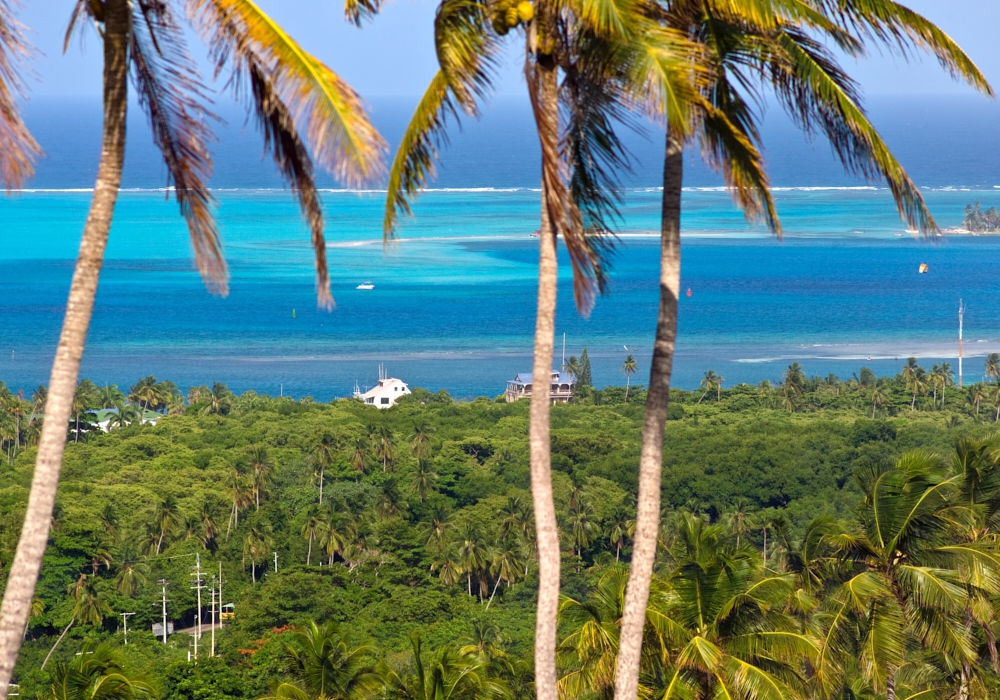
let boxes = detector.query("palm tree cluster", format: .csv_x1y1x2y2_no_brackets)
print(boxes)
726,357,1000,421
557,437,1000,700
260,620,532,700
0,383,36,463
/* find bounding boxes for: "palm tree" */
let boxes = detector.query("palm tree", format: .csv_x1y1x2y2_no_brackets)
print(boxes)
44,642,154,700
410,422,433,459
151,495,180,555
111,542,148,597
968,383,988,417
320,514,349,567
903,357,927,410
486,539,524,610
128,376,160,416
620,355,637,403
558,566,673,700
642,513,811,700
616,6,990,695
696,370,720,403
565,356,581,381
783,362,806,396
986,353,1000,384
568,502,598,559
0,0,388,667
199,501,219,551
870,378,890,418
243,522,274,583
456,523,489,599
379,2,685,694
349,436,368,475
382,633,490,700
200,382,233,416
312,433,336,505
226,467,253,536
301,506,324,566
260,621,380,700
42,575,112,670
71,381,98,443
248,445,274,511
606,506,631,562
374,424,396,472
413,459,438,502
814,452,989,700
939,361,955,408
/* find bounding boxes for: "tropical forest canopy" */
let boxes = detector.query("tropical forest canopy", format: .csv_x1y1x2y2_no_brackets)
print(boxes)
4,357,1000,699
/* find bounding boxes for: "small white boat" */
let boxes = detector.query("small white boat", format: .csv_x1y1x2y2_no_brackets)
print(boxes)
356,282,374,290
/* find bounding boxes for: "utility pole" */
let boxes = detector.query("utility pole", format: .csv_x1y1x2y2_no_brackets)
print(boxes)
120,612,135,645
273,551,278,573
959,299,966,387
210,576,217,657
218,561,224,629
190,553,205,660
159,579,169,644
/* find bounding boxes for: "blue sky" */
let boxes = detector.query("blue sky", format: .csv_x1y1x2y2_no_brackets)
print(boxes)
13,0,1000,100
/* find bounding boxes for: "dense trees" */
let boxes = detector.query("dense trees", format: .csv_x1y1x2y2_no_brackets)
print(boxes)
2,369,1000,700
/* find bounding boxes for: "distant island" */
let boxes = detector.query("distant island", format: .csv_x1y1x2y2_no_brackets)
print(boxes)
962,202,1000,232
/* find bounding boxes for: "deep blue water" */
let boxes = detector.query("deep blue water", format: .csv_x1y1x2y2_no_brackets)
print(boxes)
4,97,1000,399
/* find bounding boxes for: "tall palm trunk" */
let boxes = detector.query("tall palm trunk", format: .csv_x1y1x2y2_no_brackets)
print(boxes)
528,56,562,700
0,2,129,692
614,127,683,700
40,617,74,671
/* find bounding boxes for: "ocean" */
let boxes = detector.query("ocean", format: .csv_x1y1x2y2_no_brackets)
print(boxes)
3,96,1000,400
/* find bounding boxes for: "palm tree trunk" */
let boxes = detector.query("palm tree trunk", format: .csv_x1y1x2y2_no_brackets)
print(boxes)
527,53,562,700
306,534,312,566
319,467,324,505
614,126,683,700
625,376,630,403
887,672,896,700
485,575,502,610
0,2,128,691
40,617,74,670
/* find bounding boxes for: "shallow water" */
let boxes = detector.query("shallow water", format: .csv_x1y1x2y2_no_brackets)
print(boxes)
3,186,1000,400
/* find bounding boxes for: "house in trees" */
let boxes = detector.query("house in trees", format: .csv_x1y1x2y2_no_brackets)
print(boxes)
505,371,575,404
355,367,411,408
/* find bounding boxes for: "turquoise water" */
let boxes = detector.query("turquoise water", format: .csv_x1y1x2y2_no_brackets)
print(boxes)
4,186,1000,399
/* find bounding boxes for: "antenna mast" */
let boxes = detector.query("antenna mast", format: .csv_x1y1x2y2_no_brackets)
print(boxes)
959,299,965,388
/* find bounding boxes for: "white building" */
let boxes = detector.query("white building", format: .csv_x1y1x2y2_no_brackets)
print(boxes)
355,368,411,408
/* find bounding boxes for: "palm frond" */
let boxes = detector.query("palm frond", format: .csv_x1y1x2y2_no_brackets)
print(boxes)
383,0,497,238
189,0,386,185
0,0,40,190
696,86,778,232
771,29,935,234
526,58,595,314
131,0,227,292
247,61,332,308
819,0,992,95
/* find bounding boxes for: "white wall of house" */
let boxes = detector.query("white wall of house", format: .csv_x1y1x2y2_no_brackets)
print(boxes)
360,378,411,408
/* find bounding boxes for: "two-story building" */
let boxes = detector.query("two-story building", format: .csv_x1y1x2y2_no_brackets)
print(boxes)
354,370,411,408
505,371,575,404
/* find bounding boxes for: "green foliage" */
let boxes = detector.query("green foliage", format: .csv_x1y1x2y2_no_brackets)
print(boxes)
5,368,1000,699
